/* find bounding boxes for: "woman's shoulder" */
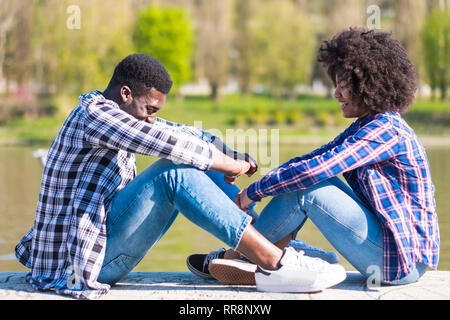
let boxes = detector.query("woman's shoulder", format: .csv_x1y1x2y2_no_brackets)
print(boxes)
373,111,424,147
357,111,395,133
367,111,413,133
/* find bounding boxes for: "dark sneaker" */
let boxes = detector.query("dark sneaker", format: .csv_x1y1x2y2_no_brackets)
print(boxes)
186,248,226,280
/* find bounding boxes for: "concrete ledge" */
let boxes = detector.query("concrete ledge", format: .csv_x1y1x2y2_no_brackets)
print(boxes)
1,271,449,300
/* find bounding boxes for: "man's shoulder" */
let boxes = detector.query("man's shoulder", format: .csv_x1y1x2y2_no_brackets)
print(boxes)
79,90,105,108
79,91,122,118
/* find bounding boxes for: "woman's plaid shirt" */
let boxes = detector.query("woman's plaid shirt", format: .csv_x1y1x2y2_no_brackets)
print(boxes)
15,91,216,299
247,111,440,282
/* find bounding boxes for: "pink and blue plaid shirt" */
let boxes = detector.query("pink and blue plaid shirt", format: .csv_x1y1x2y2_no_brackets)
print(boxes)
247,111,440,282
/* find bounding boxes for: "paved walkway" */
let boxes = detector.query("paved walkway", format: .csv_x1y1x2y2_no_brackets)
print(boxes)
1,271,449,300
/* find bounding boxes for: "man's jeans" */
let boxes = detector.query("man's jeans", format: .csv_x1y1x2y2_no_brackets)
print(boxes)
252,176,427,285
98,159,252,285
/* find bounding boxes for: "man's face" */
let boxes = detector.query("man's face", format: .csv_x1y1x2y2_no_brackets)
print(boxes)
120,87,166,124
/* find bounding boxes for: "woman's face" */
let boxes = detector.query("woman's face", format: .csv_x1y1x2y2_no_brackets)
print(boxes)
334,75,370,119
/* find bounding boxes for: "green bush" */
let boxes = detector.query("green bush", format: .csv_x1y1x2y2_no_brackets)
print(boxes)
134,6,194,94
315,111,334,127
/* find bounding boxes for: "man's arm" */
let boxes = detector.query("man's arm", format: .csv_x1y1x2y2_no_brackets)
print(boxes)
156,116,258,178
84,101,215,171
209,148,251,177
156,117,257,164
84,101,250,177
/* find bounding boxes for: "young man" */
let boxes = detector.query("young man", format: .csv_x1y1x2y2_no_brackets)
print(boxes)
15,54,346,299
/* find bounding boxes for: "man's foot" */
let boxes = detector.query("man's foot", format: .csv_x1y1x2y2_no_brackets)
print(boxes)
186,248,226,280
255,247,347,293
209,258,257,285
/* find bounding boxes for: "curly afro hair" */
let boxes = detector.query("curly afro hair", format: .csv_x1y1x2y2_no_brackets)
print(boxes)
317,28,417,114
109,53,173,97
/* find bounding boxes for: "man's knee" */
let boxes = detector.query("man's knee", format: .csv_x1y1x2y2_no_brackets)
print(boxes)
145,159,208,188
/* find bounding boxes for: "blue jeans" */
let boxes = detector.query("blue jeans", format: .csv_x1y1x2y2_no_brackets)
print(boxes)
97,159,252,285
252,176,427,285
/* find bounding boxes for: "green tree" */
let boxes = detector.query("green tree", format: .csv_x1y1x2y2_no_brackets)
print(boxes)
194,0,232,101
134,5,194,95
250,0,316,99
0,0,18,82
421,6,450,101
231,0,257,95
28,0,134,108
394,0,427,86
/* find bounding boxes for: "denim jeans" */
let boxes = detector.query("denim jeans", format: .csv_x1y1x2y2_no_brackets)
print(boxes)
252,176,427,285
97,159,252,285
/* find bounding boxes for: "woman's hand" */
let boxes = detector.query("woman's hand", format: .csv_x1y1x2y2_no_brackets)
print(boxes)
235,188,254,212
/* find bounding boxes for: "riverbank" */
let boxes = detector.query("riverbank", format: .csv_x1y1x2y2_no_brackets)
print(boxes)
1,271,449,300
1,132,450,148
1,95,449,146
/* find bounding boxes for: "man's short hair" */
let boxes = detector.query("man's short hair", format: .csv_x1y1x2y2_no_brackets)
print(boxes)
109,53,173,96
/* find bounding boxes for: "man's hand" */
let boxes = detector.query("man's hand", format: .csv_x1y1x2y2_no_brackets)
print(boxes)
235,188,254,212
243,153,258,177
224,159,257,185
210,146,259,184
145,115,156,124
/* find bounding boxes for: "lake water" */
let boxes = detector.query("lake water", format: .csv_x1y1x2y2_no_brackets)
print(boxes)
0,143,449,273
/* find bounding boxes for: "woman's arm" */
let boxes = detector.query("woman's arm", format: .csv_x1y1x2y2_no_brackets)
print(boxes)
247,117,399,202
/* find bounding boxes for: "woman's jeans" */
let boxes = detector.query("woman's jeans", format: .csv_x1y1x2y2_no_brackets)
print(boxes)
252,176,427,285
97,159,252,285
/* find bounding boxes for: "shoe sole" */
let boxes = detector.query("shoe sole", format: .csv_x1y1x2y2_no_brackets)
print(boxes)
209,259,257,285
255,268,347,293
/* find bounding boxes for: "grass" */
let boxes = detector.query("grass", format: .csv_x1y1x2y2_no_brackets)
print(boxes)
0,94,449,145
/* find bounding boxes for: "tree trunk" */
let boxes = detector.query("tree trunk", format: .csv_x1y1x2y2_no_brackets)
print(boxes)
211,83,219,102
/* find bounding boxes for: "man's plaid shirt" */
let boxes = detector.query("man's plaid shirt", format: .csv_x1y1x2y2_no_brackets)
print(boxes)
15,91,216,299
247,111,440,282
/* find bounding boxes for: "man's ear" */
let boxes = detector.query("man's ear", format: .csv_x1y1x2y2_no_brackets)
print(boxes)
119,86,133,105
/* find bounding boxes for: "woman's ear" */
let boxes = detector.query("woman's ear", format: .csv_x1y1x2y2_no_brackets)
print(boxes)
119,86,133,105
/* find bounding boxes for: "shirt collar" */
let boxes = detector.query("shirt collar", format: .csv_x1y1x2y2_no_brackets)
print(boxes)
358,112,376,127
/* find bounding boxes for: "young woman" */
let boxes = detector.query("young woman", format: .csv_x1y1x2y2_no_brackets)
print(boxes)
187,28,440,286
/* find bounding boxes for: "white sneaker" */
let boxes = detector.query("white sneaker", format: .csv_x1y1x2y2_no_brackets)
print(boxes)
255,247,347,293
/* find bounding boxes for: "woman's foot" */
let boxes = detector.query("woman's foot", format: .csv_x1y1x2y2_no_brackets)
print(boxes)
255,247,346,292
288,240,339,264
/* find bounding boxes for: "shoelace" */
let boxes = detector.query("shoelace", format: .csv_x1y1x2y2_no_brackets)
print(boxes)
285,248,331,272
202,248,225,273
